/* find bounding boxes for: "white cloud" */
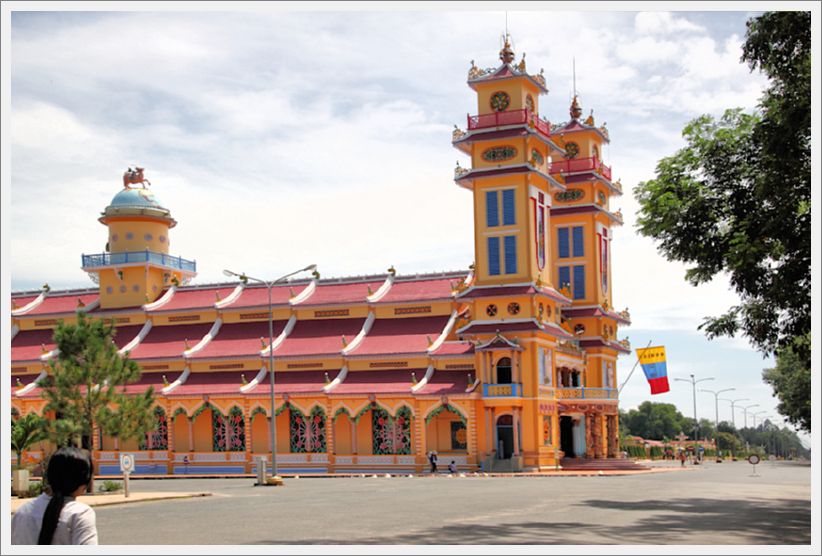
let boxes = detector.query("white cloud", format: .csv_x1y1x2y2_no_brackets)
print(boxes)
634,12,706,36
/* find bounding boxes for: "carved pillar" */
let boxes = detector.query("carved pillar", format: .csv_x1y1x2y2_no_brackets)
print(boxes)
415,400,426,471
513,409,521,456
585,414,594,458
351,416,358,455
166,402,175,455
484,407,492,457
325,401,334,466
243,403,252,470
188,416,194,452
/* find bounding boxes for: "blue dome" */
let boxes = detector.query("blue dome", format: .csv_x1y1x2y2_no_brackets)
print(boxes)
108,187,165,210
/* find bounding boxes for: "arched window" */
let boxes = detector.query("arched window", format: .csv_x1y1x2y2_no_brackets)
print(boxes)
495,357,513,384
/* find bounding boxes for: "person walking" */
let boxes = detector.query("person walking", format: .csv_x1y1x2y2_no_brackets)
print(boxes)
678,450,686,467
11,447,98,545
428,451,438,474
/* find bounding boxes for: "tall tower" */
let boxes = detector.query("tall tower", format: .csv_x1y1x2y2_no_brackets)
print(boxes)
453,36,566,289
82,168,197,309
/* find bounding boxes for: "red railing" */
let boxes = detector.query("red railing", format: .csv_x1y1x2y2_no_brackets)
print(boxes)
466,108,552,139
549,156,612,180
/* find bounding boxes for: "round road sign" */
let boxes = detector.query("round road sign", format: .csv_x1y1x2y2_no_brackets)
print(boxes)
120,453,135,473
747,454,760,465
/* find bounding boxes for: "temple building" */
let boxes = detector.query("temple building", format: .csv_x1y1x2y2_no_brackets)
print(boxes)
10,37,631,475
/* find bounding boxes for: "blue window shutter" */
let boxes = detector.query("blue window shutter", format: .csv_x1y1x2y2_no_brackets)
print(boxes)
572,226,584,257
558,228,570,258
488,237,501,276
573,265,586,300
502,189,516,225
558,266,571,291
504,235,517,274
486,191,499,228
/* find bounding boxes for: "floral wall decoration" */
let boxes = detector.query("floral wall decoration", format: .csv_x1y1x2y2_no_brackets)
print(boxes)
290,406,327,453
481,145,517,163
139,406,169,450
372,407,413,455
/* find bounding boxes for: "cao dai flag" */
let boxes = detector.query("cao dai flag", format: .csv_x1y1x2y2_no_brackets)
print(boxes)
636,346,670,395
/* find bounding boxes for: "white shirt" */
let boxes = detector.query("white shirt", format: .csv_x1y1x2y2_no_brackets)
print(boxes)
11,493,98,545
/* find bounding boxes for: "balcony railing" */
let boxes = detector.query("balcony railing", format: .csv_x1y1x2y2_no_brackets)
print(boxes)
483,383,523,398
549,156,612,181
555,387,618,400
466,108,552,138
82,250,197,272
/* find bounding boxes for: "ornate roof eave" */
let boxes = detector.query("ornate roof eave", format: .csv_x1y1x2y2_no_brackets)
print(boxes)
452,125,566,157
455,163,565,191
549,203,624,226
474,330,524,352
467,63,549,94
551,120,610,144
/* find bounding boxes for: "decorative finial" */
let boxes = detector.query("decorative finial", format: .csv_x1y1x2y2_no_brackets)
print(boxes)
41,343,48,353
584,109,595,126
289,287,296,298
570,95,582,120
42,283,51,293
16,378,24,387
411,371,417,385
162,374,169,386
468,373,473,384
215,291,222,301
341,335,348,347
241,374,248,385
499,34,515,64
77,298,85,308
427,335,433,347
324,372,331,385
387,265,396,276
517,52,526,72
184,338,190,349
312,268,321,280
260,337,267,349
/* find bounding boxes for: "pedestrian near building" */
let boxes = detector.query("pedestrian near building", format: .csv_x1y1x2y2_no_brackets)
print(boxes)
449,461,457,474
11,447,98,545
428,451,438,473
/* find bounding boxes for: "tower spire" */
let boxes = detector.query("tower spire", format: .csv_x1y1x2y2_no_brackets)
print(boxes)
570,57,582,120
499,33,515,64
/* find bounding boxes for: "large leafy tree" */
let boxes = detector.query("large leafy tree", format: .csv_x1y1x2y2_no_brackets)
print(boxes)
11,413,47,468
633,12,810,430
39,313,155,451
620,401,688,440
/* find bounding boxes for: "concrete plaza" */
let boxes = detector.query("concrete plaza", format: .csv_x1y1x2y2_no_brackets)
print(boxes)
91,460,811,545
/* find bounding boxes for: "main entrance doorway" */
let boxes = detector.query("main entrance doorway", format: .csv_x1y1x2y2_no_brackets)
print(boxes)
560,416,575,457
496,415,514,459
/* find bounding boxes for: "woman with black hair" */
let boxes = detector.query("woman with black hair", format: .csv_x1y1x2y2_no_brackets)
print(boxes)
11,446,98,545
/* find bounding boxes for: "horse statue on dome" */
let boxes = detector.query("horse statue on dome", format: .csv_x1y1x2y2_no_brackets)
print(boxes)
123,167,151,189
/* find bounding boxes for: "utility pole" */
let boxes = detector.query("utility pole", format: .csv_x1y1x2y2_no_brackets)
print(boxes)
674,374,714,442
701,387,735,429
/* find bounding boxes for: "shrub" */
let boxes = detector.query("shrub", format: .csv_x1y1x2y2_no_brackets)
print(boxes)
99,480,123,493
25,481,43,498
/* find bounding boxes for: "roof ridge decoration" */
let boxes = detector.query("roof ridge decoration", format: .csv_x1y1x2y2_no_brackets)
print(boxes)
410,364,435,393
161,366,189,394
239,365,267,394
475,330,524,351
183,318,222,358
77,298,100,313
341,312,376,355
427,309,459,353
289,279,318,305
118,320,153,355
262,315,297,356
215,283,245,309
465,375,481,394
11,324,20,340
11,291,48,316
143,286,176,311
14,369,48,398
323,365,348,393
366,274,395,303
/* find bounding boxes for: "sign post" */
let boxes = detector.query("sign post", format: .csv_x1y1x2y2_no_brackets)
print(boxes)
747,454,760,476
119,453,135,498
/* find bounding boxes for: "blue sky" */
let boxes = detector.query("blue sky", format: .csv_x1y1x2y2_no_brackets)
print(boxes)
3,6,814,444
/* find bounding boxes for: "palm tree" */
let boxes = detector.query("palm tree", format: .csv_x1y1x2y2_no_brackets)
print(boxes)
11,413,46,468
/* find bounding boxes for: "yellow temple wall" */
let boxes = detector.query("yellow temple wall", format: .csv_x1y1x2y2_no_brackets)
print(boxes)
106,218,171,254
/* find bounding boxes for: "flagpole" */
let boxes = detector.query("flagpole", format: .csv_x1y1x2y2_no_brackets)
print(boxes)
617,340,653,395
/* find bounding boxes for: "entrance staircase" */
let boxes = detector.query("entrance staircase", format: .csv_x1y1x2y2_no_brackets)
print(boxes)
559,457,651,472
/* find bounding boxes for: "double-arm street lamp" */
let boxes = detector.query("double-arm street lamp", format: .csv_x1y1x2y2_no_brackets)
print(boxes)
741,403,759,429
752,410,768,428
674,374,714,441
719,397,749,429
224,264,316,481
700,387,735,429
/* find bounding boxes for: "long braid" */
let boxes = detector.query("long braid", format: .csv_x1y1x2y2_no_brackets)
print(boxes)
37,492,67,545
37,447,93,545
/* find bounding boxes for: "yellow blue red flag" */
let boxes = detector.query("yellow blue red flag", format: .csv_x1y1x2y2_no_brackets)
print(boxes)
636,346,670,395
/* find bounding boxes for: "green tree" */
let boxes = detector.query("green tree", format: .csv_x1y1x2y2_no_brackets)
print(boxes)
39,313,155,452
622,402,688,440
634,12,810,430
11,413,47,468
762,332,811,431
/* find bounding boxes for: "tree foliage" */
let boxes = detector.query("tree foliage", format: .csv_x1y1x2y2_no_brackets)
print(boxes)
39,313,155,450
11,413,47,468
633,12,810,430
620,402,689,440
763,332,811,431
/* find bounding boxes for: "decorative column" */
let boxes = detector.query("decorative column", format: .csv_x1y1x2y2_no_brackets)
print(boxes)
188,416,194,453
484,407,492,457
585,414,594,458
351,416,358,455
415,400,426,472
243,403,252,471
325,400,334,468
512,409,521,457
166,402,175,474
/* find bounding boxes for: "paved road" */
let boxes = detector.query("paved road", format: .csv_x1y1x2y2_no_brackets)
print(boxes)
94,460,811,545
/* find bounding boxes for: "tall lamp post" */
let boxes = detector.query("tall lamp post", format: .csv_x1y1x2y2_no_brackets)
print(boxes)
741,403,759,429
719,397,749,429
752,410,767,428
674,374,714,442
224,264,316,482
700,387,735,429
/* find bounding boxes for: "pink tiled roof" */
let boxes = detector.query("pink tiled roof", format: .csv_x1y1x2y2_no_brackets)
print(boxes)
246,370,330,395
331,370,417,395
11,295,39,310
376,277,459,304
348,316,450,356
414,371,471,395
190,320,289,359
300,281,384,306
275,318,365,358
11,329,55,362
24,293,98,316
127,323,212,360
229,284,299,309
166,371,246,397
430,342,475,356
12,373,41,390
458,321,543,335
112,325,144,350
150,286,236,312
116,372,172,395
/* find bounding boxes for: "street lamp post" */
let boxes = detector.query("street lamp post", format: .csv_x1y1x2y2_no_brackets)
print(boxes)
224,264,316,482
700,387,735,429
741,403,759,429
752,410,767,428
674,374,714,442
719,397,749,429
